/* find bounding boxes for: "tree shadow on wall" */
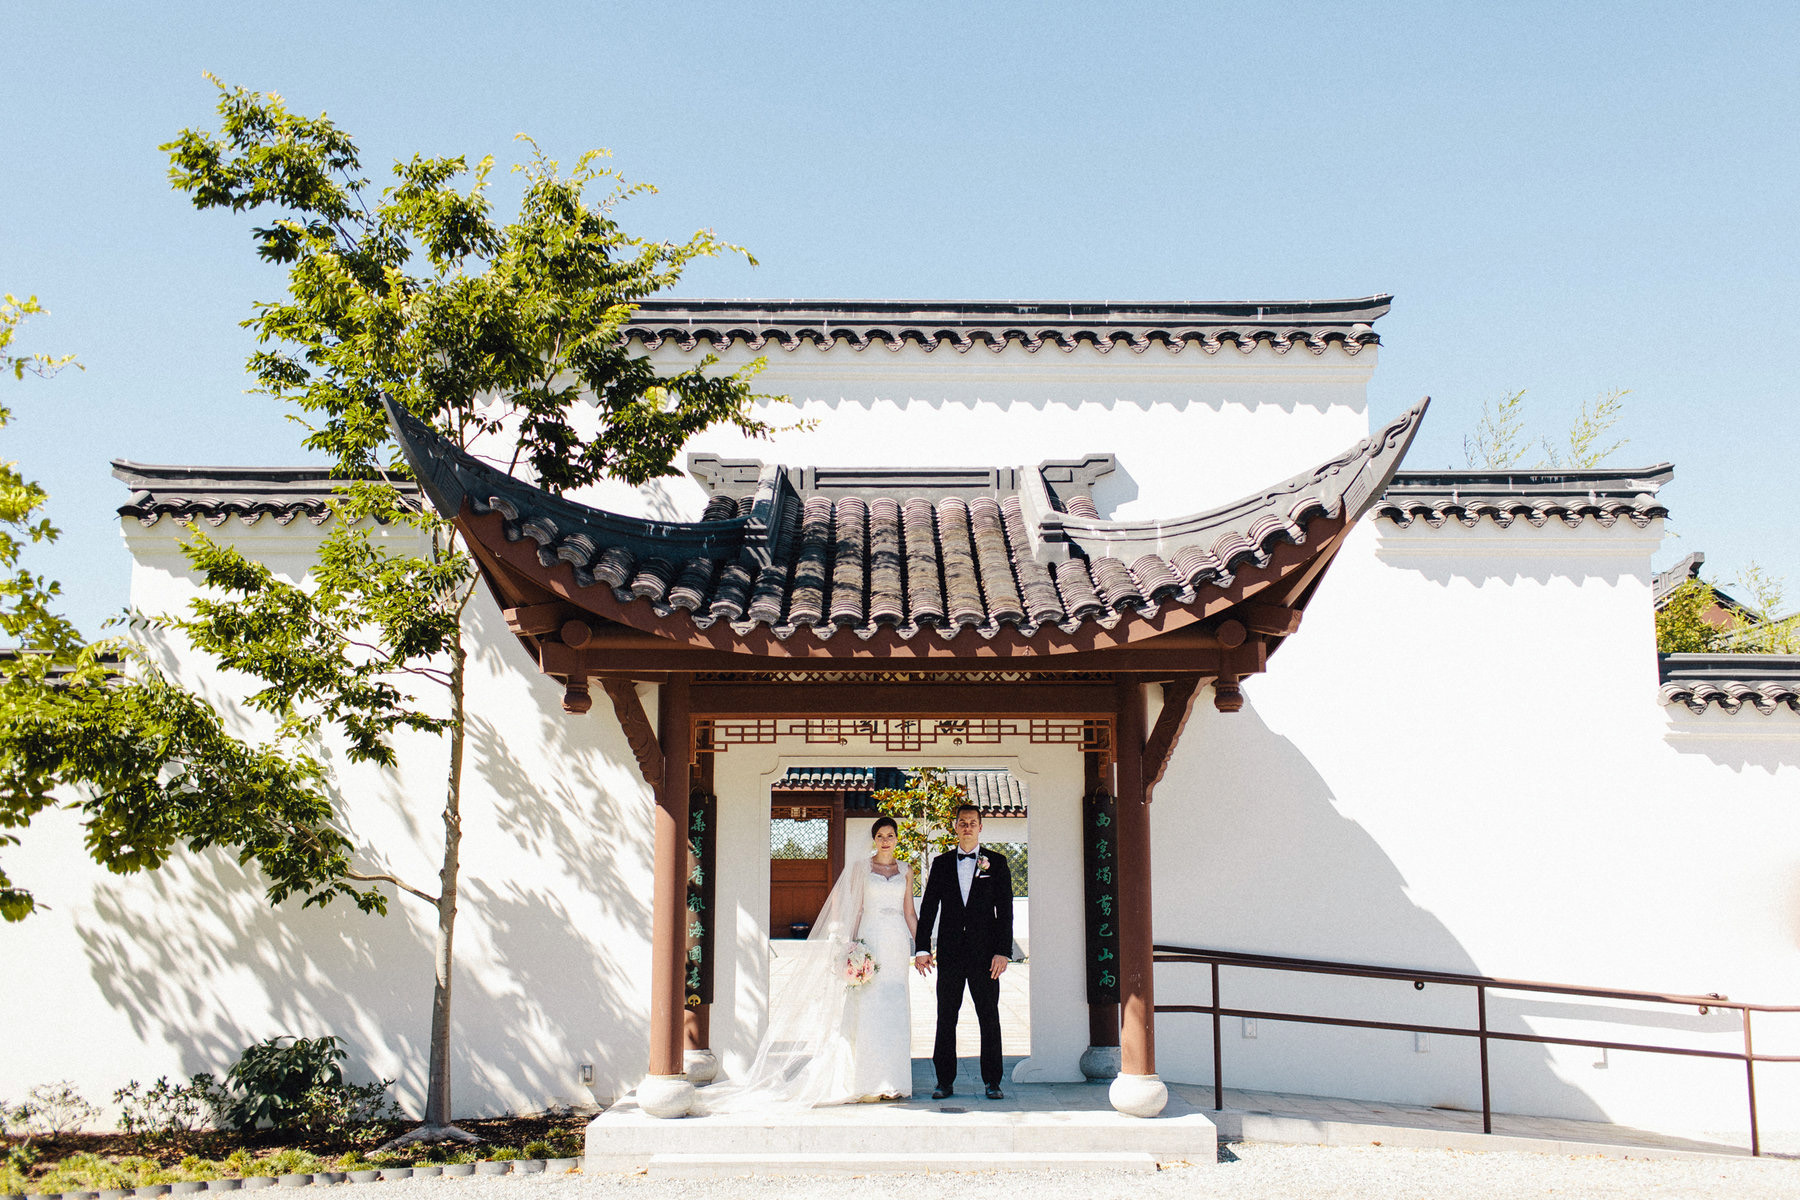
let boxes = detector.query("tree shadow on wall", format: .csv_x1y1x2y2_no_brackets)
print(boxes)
1153,699,1750,1124
77,691,654,1118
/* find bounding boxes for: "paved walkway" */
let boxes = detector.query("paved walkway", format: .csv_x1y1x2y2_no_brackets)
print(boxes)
1198,1084,1799,1161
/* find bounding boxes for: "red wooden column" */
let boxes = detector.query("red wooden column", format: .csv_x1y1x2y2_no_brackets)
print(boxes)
1110,676,1168,1116
640,678,695,1117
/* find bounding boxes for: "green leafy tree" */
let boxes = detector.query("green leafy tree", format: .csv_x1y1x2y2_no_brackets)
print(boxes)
873,768,968,888
149,80,783,1142
1655,577,1723,653
1464,387,1629,469
0,297,357,923
1726,564,1800,654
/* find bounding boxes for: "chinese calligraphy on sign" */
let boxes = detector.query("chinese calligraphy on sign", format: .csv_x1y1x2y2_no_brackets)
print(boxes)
1084,786,1121,1004
685,790,718,1008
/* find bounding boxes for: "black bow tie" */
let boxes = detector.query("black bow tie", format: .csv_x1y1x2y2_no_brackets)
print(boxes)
958,851,978,860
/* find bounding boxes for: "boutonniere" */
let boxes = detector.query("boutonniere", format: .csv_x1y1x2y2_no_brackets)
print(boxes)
976,855,991,877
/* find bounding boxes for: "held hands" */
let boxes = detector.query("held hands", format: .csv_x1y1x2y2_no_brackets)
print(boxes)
914,952,935,975
990,954,1009,980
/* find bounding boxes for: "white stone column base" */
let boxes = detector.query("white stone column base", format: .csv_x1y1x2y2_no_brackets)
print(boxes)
636,1074,695,1118
1080,1044,1122,1080
1108,1072,1168,1117
683,1048,718,1085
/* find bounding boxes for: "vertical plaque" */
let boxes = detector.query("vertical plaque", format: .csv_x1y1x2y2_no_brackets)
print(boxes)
1083,785,1121,1004
684,789,718,1008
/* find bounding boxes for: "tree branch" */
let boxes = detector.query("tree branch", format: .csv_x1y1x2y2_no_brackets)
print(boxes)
345,868,438,906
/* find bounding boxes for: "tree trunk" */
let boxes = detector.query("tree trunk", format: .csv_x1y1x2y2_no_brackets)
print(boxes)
424,630,465,1127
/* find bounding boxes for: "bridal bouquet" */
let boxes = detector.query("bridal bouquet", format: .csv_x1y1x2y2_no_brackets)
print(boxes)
843,939,878,988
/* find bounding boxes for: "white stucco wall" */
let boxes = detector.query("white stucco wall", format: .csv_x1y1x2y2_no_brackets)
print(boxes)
1151,516,1800,1131
6,330,1796,1141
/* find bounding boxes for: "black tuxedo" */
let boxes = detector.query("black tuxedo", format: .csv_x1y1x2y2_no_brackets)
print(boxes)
915,844,1014,1089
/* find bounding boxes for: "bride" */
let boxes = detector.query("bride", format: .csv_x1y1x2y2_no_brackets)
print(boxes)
697,816,919,1109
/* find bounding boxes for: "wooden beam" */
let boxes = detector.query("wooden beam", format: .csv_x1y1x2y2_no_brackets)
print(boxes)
1143,676,1201,798
690,682,1116,717
504,601,577,637
602,679,664,785
1236,603,1302,637
541,640,1227,679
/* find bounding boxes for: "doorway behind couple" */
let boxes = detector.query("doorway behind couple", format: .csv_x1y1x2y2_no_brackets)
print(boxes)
767,765,1033,1059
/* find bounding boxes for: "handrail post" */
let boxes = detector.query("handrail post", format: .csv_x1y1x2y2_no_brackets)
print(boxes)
1744,1008,1759,1157
1477,984,1492,1135
1212,960,1224,1112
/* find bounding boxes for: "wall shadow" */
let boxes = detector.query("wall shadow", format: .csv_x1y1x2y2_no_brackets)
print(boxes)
1155,698,1661,1123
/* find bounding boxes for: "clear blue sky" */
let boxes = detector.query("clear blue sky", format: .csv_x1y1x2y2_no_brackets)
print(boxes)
5,2,1796,636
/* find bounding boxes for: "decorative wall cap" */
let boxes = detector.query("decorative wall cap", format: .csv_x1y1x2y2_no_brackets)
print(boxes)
623,296,1390,357
774,766,1028,816
388,398,1427,643
1659,653,1800,715
1375,464,1674,530
111,462,419,528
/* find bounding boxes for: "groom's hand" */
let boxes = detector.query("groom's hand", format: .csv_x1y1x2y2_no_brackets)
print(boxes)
989,955,1009,979
914,952,934,975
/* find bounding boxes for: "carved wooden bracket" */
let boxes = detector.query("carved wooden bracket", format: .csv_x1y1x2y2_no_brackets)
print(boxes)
602,678,665,786
1144,676,1200,798
1212,675,1244,713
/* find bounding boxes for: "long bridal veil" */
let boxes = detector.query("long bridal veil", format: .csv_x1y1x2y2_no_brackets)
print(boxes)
694,858,875,1112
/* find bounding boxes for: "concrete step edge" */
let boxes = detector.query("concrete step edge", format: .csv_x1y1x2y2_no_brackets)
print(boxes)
647,1151,1162,1178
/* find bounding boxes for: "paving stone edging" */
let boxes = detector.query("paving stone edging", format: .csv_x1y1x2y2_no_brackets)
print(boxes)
4,1158,582,1200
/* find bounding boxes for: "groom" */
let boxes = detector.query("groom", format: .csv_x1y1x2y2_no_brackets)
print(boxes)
914,803,1014,1100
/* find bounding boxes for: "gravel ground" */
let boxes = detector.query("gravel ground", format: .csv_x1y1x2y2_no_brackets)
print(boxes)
352,1142,1799,1200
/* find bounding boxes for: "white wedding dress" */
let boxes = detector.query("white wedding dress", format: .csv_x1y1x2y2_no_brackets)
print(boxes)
696,858,913,1111
850,868,913,1098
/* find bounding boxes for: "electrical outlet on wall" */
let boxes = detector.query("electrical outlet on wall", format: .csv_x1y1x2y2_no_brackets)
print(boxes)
579,1063,594,1085
1242,1018,1258,1039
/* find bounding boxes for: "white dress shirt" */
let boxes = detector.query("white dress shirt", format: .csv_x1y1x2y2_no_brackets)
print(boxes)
957,845,978,903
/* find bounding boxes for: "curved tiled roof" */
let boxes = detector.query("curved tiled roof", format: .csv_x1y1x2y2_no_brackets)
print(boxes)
387,399,1427,644
623,297,1388,357
1375,465,1673,530
112,463,418,527
1659,654,1800,715
774,766,1028,816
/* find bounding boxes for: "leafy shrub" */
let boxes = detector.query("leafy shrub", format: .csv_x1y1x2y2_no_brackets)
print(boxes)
299,1079,400,1137
489,1148,520,1161
548,1133,581,1157
115,1075,230,1143
35,1152,174,1191
177,1155,222,1181
225,1037,345,1131
261,1149,324,1176
222,1149,254,1177
335,1151,367,1169
365,1151,415,1168
0,1161,28,1197
521,1140,553,1160
17,1081,99,1137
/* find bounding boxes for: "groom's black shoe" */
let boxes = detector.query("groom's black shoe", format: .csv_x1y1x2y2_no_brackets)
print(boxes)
985,1084,1005,1100
932,1086,954,1100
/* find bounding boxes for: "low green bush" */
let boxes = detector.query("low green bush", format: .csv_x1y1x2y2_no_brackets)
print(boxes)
489,1148,520,1161
261,1149,324,1176
115,1075,230,1145
177,1155,222,1181
521,1140,553,1160
222,1149,255,1177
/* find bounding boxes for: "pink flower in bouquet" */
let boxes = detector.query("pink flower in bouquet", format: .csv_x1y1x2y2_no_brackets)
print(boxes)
843,939,879,988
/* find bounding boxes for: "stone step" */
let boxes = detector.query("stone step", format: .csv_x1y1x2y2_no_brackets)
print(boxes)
646,1151,1162,1179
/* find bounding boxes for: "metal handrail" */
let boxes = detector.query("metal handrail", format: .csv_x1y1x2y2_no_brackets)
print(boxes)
1153,943,1800,1157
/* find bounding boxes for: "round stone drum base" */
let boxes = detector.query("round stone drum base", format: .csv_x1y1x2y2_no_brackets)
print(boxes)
1108,1072,1169,1118
637,1074,696,1118
683,1048,719,1085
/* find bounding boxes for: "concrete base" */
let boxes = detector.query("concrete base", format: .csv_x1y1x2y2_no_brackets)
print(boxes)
586,1061,1214,1172
648,1151,1158,1179
635,1074,695,1119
